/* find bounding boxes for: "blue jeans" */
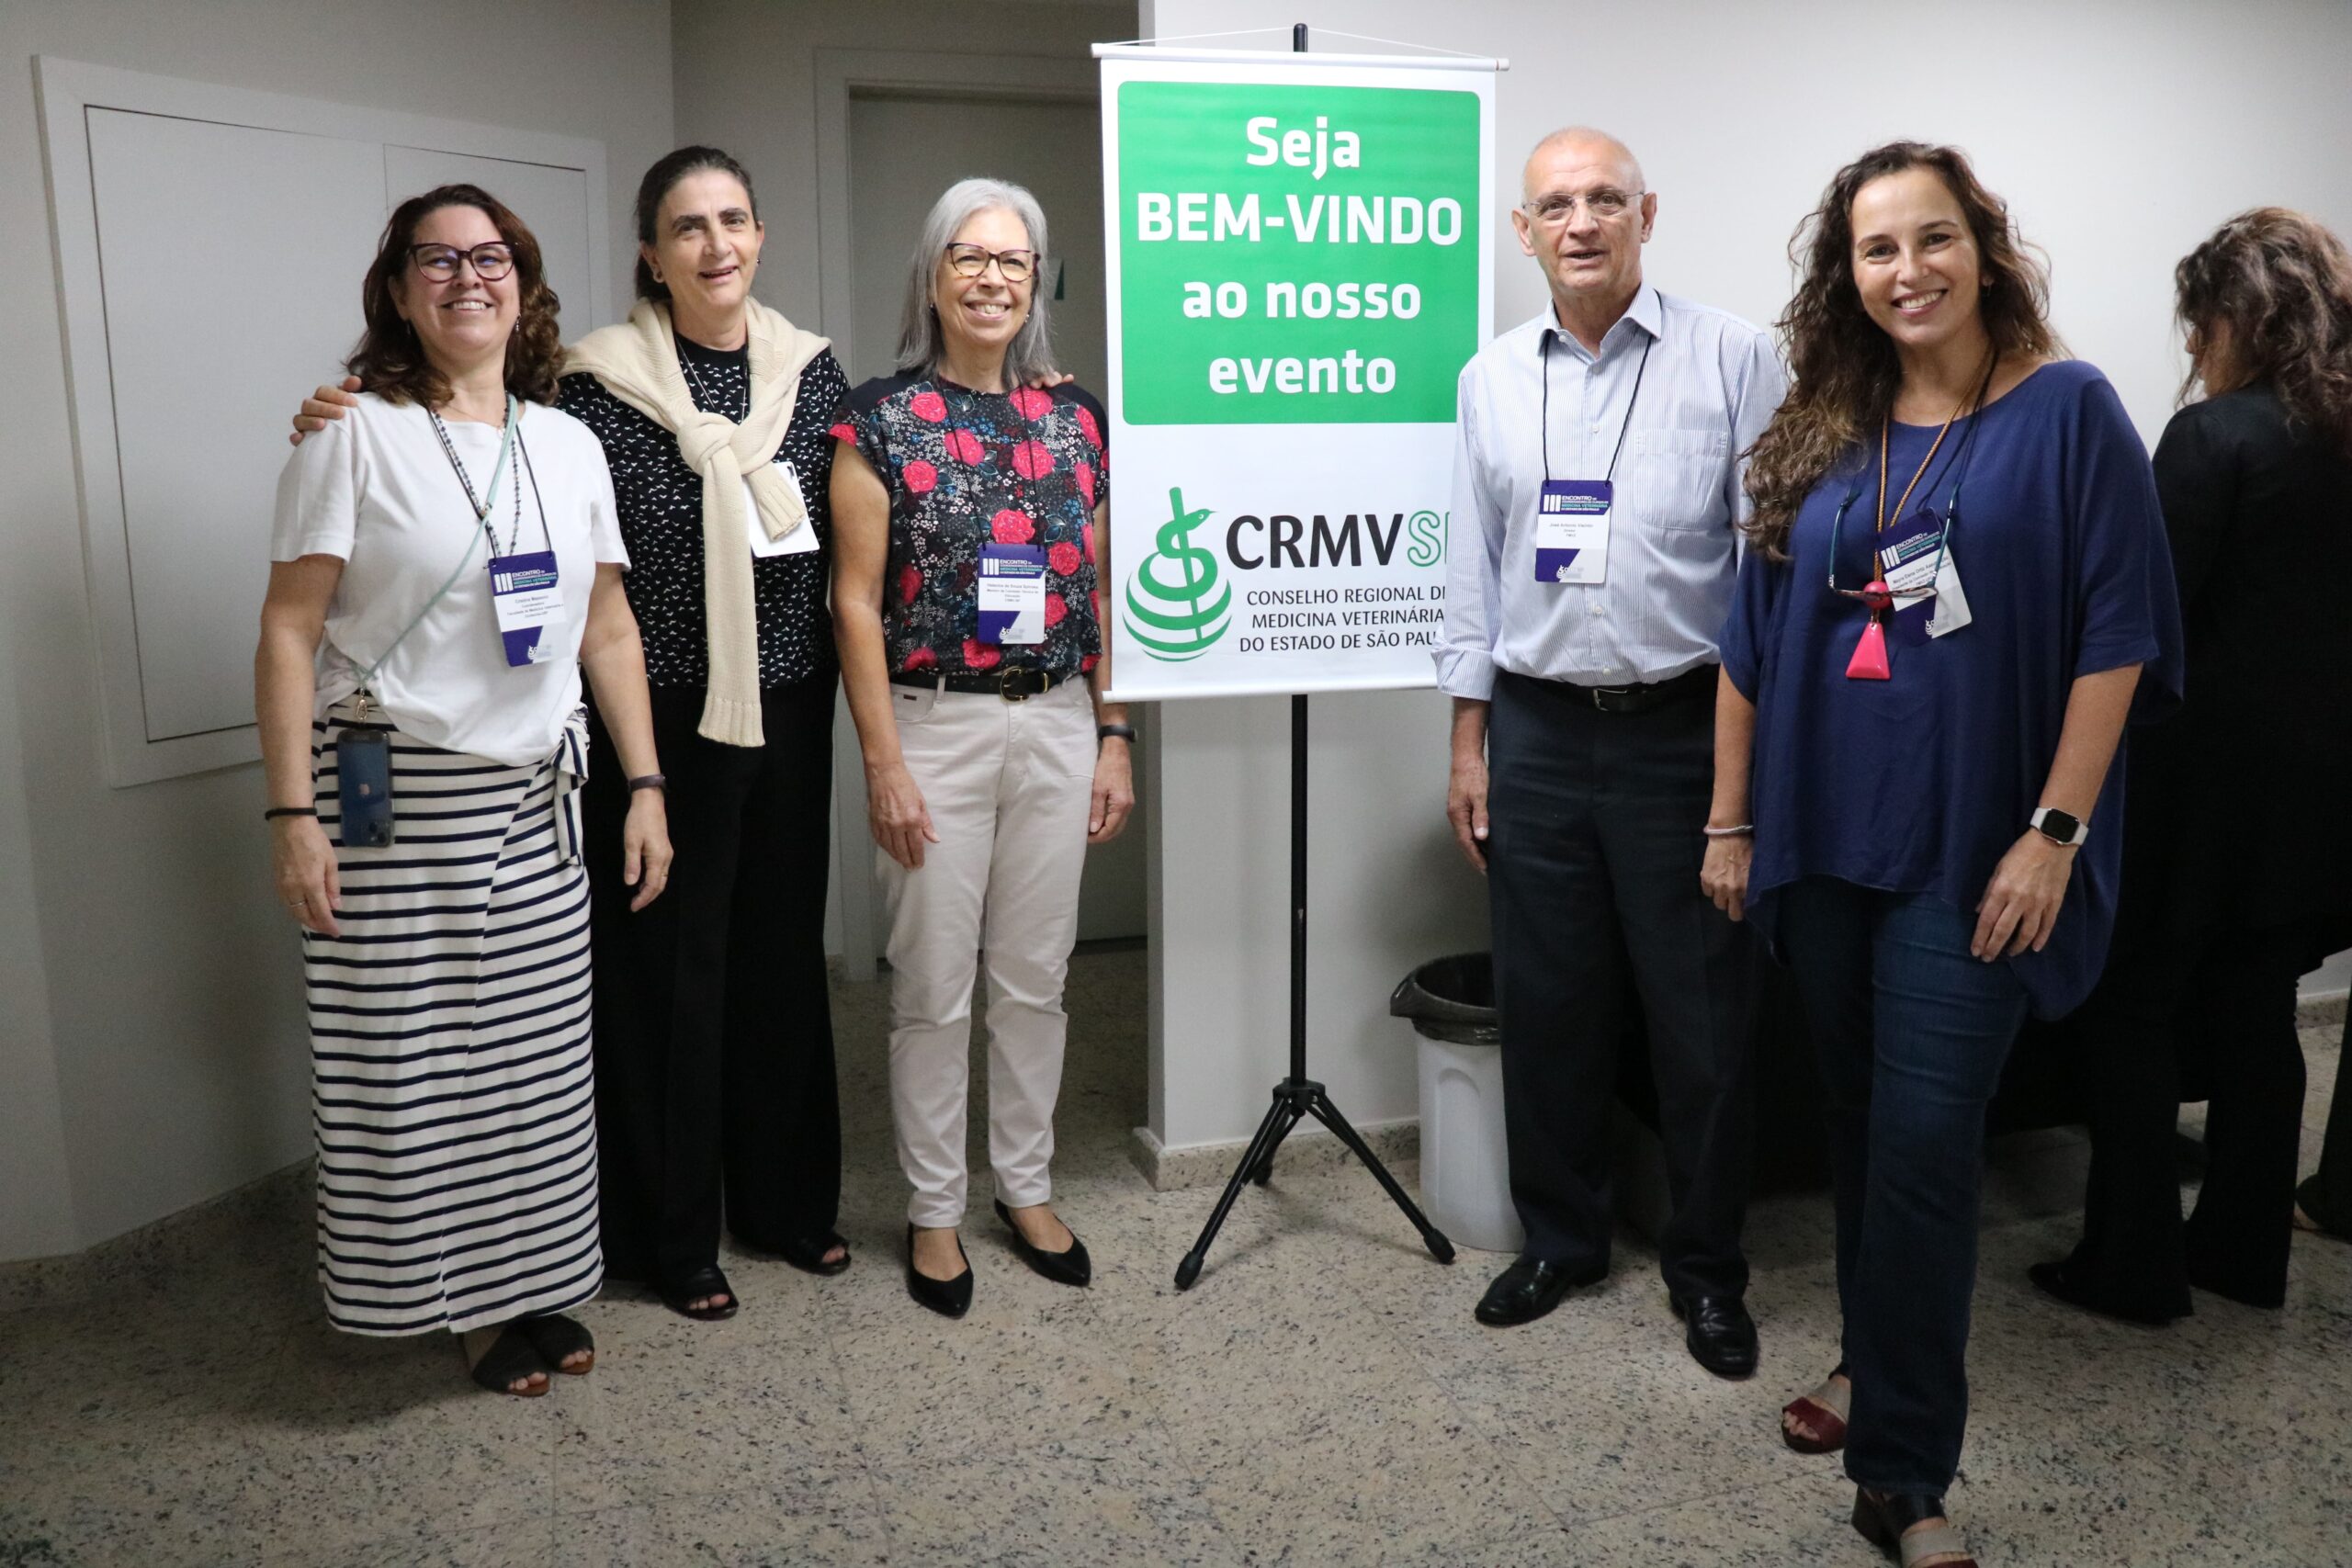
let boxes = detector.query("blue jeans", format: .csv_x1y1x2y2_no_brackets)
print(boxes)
1777,878,2029,1495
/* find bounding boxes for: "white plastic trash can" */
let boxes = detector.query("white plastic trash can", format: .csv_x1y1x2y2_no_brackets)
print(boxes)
1392,955,1524,1254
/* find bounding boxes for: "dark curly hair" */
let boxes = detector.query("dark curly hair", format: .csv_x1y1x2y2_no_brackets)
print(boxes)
632,145,760,303
345,184,564,407
1743,141,2062,558
2175,208,2352,458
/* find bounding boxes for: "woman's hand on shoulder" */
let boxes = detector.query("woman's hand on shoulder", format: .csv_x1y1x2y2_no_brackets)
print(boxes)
1022,369,1077,391
289,376,363,446
621,790,673,912
1973,830,2075,960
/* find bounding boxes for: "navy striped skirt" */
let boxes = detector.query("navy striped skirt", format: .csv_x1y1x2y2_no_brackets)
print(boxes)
303,704,601,1336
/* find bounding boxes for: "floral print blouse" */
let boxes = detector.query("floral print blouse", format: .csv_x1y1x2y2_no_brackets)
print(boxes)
832,376,1108,678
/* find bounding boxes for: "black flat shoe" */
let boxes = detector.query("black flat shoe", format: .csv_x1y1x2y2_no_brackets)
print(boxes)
2027,1258,2186,1326
906,1224,973,1318
515,1313,595,1375
1851,1488,1975,1567
993,1198,1091,1288
1669,1292,1758,1378
659,1264,741,1322
1474,1256,1598,1326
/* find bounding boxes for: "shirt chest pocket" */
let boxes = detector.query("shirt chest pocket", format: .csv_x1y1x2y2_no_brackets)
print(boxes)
1623,428,1731,530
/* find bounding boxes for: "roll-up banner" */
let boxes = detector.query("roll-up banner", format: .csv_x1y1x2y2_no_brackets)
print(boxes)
1095,44,1498,701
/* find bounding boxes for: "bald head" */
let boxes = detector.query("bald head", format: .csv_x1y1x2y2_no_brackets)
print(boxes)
1522,127,1644,202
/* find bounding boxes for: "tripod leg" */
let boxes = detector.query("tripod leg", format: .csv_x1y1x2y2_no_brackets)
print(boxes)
1175,1092,1294,1289
1251,1100,1303,1185
1306,1092,1455,1265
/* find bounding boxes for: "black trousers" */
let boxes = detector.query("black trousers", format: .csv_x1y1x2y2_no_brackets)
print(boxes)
2067,926,2310,1314
585,674,842,1285
1485,670,1756,1298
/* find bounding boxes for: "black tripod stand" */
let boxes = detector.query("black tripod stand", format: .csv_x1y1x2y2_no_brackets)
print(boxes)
1173,692,1455,1288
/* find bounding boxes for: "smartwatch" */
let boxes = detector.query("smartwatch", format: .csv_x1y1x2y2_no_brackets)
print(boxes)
2030,807,2086,848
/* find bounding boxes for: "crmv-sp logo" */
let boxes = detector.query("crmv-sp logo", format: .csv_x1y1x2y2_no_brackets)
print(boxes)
1124,488,1232,660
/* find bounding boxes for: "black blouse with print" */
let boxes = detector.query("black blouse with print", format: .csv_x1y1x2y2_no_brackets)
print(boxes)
556,337,848,691
831,376,1109,679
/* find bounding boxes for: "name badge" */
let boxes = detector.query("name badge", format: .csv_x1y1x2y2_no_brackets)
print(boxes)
1880,507,1973,647
1534,479,1611,585
747,462,820,558
977,543,1047,645
490,550,563,666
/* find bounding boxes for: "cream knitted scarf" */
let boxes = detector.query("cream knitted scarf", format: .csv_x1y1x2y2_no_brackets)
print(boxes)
565,299,829,747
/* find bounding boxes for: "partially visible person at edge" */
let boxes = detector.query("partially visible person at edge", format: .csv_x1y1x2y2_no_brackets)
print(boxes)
257,185,671,1396
2034,209,2352,1322
296,147,853,1323
1437,127,1785,1378
1706,142,2181,1568
830,177,1133,1320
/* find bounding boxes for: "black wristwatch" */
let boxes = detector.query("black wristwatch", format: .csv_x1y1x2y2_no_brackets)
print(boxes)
2029,807,2086,848
1096,723,1137,747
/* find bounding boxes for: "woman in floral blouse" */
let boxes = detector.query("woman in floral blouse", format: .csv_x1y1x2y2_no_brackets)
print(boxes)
831,177,1135,1319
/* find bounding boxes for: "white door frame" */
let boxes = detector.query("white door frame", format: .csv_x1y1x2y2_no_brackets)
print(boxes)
811,47,1099,980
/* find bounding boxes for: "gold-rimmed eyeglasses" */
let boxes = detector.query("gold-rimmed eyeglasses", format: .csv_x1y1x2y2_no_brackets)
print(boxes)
1520,188,1644,227
944,243,1038,283
410,243,515,282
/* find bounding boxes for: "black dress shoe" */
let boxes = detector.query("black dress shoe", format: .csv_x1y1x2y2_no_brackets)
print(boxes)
906,1224,973,1319
1474,1257,1595,1326
993,1199,1091,1287
2027,1258,2187,1325
1668,1292,1758,1377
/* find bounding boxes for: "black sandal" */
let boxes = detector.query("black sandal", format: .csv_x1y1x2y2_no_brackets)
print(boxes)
771,1230,854,1277
660,1264,741,1322
466,1324,550,1397
516,1313,595,1374
1851,1489,1975,1567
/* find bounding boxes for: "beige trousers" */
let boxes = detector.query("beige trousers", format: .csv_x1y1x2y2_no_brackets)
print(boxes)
879,676,1096,1227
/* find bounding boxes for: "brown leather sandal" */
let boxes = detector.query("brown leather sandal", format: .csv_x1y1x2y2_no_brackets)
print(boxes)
1781,1366,1849,1453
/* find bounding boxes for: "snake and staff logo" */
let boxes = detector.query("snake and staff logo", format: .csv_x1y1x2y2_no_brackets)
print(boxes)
1124,487,1232,660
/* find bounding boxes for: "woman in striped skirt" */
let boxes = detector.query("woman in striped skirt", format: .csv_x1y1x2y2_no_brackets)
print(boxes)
255,186,673,1396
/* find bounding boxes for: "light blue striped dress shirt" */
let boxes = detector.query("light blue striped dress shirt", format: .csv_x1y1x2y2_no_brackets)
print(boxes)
1436,286,1788,698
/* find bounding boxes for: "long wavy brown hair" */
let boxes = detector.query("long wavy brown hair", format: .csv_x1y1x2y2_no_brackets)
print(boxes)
1743,142,2061,558
345,184,564,407
2175,208,2352,457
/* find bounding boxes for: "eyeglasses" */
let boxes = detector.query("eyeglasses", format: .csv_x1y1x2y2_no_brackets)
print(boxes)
410,243,516,282
1521,189,1644,226
1826,484,1954,606
944,243,1038,283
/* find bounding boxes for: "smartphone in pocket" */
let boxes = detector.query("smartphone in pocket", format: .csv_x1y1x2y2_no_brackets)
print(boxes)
337,728,395,848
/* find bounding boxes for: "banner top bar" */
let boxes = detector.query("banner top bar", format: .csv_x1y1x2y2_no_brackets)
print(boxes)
1091,43,1510,72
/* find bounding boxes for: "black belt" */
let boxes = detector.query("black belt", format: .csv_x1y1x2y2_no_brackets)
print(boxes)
891,667,1075,702
1564,663,1718,715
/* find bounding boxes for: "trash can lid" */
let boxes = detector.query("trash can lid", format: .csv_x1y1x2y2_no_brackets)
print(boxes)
1390,953,1500,1045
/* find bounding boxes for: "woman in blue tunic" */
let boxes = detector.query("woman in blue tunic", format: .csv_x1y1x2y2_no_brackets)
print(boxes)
1703,143,2181,1568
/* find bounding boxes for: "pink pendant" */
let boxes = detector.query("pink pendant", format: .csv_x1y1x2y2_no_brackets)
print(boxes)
1847,614,1891,680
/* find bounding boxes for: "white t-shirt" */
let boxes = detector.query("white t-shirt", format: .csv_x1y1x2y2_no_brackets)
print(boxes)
271,392,628,767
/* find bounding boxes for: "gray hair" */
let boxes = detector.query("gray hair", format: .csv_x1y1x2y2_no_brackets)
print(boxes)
895,177,1056,386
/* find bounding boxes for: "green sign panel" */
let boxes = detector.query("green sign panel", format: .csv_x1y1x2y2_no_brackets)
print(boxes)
1116,81,1480,425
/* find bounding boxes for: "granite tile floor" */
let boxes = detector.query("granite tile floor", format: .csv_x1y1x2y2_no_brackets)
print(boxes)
2,949,2346,1567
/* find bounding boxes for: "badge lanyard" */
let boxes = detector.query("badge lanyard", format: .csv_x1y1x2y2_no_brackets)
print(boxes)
956,380,1052,649
1534,330,1650,585
1828,351,1995,680
431,397,561,667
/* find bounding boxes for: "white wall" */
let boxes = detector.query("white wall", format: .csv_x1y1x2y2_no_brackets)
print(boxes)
1144,0,2352,1152
0,0,674,1260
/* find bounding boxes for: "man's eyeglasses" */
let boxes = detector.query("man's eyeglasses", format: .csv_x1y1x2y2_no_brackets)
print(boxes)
1521,189,1644,226
410,243,516,282
944,243,1038,284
